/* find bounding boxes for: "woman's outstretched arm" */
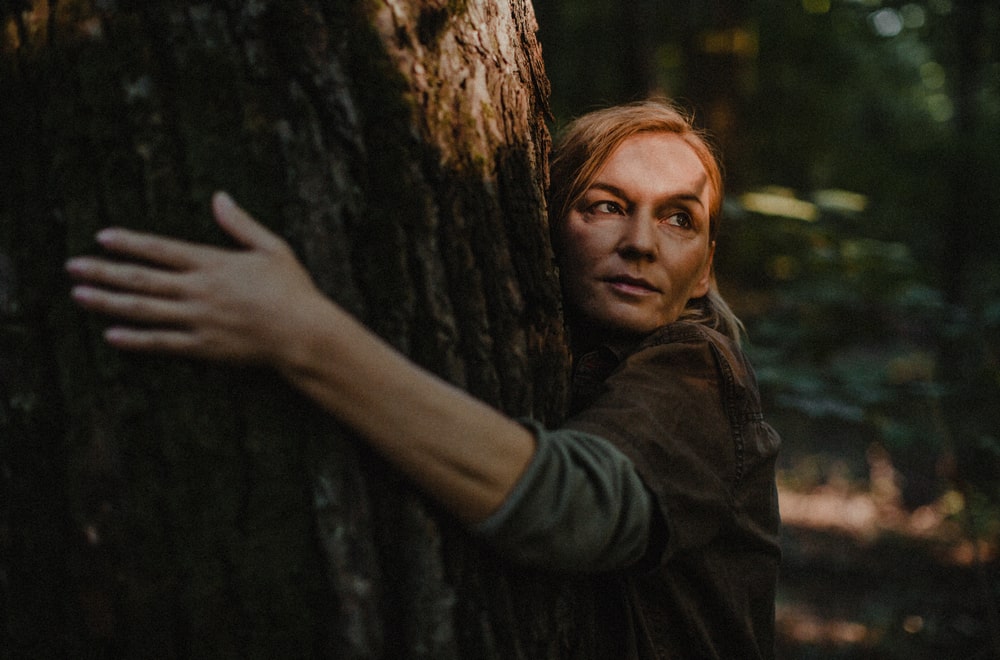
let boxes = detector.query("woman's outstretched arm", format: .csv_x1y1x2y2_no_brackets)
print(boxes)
277,298,539,525
66,192,660,571
65,192,536,524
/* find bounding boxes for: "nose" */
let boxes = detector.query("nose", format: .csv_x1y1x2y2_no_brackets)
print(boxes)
617,210,658,261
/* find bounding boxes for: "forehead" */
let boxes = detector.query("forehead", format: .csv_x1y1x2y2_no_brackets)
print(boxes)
593,133,712,204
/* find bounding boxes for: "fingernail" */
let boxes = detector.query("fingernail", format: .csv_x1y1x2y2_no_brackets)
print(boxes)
65,258,93,276
95,229,118,245
70,285,94,301
213,190,234,210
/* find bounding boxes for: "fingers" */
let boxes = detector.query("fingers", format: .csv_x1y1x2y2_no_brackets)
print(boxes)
65,191,291,364
211,191,285,252
65,256,185,297
94,227,212,270
103,326,201,354
70,284,191,326
83,192,284,270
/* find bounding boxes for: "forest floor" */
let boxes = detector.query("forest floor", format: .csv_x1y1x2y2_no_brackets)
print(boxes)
773,461,1000,660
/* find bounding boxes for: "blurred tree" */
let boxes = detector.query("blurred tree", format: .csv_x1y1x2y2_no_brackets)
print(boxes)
0,1,598,658
532,0,657,119
535,0,757,190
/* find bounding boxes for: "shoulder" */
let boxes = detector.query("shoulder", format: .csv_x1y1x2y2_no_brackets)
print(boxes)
631,321,759,401
565,321,776,492
566,321,735,451
634,321,737,364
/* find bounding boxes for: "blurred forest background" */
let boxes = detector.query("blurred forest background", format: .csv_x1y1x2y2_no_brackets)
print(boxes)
533,0,999,658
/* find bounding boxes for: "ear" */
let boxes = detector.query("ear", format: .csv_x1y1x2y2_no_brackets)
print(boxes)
692,241,716,298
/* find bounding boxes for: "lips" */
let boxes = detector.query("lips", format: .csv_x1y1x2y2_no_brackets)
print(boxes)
603,274,661,294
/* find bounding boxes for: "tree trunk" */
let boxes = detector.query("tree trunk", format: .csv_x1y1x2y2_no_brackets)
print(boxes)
0,1,590,657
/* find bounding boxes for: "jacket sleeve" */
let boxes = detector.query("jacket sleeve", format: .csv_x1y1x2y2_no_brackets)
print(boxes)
471,419,657,573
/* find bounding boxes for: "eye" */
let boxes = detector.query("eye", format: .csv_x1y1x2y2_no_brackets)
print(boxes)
663,211,694,229
588,200,625,215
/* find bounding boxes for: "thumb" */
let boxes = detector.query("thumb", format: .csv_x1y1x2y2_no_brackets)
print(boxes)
212,191,284,251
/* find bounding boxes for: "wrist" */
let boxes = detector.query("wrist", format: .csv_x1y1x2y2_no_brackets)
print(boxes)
269,292,346,381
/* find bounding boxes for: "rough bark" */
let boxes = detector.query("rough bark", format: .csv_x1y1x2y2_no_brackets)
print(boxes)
0,1,587,658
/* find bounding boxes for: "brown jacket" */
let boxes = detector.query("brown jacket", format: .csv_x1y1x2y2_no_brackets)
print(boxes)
474,321,781,658
567,322,781,659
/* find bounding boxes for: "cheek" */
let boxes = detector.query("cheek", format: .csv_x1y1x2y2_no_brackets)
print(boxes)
681,251,713,297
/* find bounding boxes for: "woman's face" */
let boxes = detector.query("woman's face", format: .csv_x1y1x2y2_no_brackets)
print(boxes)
557,132,715,339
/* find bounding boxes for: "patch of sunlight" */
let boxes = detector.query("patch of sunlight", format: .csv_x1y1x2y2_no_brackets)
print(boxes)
902,614,925,633
778,454,997,565
740,188,819,222
870,8,904,37
779,447,926,543
927,92,955,122
812,188,868,214
776,605,878,647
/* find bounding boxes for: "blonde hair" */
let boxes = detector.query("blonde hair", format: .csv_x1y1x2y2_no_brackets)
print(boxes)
549,99,744,344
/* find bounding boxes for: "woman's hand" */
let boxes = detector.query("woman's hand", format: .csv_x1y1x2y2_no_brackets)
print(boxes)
67,191,537,524
66,191,324,366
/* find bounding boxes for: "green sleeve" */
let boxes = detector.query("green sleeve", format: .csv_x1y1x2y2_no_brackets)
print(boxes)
471,419,657,573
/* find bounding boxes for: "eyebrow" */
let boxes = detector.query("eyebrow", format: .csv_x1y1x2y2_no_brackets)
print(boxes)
586,181,708,210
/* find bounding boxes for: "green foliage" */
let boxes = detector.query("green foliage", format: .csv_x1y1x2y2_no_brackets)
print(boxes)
538,0,1000,544
534,1,1000,655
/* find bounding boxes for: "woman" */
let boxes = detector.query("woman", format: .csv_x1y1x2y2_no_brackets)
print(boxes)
67,99,781,659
